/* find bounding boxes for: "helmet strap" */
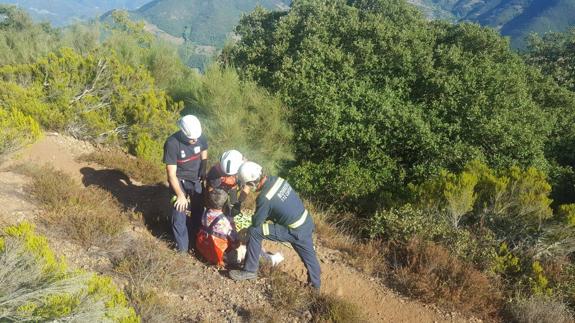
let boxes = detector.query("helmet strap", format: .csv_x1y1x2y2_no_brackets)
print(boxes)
256,176,267,192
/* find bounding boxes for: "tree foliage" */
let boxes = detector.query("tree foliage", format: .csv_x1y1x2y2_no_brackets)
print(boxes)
178,65,293,173
226,0,555,211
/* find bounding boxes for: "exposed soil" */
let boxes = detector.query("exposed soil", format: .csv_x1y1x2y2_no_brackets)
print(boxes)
0,133,478,322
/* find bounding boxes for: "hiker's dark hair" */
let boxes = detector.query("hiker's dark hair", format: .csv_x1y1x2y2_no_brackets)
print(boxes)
208,188,228,210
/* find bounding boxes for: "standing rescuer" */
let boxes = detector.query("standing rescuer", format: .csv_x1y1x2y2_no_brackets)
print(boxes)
163,114,208,253
229,162,321,289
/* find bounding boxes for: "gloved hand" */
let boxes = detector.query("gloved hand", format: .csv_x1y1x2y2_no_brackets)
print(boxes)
230,201,242,217
199,159,207,181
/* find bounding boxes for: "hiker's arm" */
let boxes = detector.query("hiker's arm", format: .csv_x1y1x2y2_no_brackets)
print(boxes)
167,164,187,212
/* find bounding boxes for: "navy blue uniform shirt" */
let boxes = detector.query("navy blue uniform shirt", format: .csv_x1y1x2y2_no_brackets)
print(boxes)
163,131,208,181
252,176,306,227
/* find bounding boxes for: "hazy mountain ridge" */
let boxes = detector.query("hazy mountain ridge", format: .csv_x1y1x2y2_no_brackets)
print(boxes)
131,0,291,47
413,0,575,47
0,0,150,26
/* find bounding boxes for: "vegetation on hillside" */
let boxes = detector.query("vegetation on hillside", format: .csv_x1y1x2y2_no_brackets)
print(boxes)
0,222,138,322
2,0,575,321
226,0,575,319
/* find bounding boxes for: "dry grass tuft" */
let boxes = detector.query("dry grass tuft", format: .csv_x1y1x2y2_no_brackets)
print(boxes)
508,295,573,323
266,267,363,322
80,149,164,184
391,238,502,320
21,165,131,248
242,306,276,323
113,237,197,321
310,293,364,323
267,268,310,312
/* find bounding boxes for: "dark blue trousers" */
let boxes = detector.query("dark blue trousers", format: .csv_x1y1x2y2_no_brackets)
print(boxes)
244,218,321,288
171,179,204,252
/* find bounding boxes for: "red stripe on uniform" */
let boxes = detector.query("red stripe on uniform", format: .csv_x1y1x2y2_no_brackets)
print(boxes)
177,154,200,164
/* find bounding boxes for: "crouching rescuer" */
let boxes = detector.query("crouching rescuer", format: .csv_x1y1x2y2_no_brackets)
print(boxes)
229,162,321,289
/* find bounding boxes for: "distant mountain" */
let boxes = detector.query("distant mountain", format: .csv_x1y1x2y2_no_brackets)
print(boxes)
411,0,575,47
0,0,150,26
131,0,290,47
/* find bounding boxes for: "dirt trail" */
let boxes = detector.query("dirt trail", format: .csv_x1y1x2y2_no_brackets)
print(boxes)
0,134,471,322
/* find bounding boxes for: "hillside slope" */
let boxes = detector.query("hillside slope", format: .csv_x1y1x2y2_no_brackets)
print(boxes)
0,0,150,26
0,133,472,322
412,0,575,47
131,0,290,47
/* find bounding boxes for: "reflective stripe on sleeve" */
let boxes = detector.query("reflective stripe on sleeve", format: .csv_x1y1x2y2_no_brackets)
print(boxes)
265,178,285,200
288,210,308,229
262,223,270,236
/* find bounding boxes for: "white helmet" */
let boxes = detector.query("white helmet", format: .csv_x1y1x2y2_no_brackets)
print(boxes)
220,150,244,175
238,161,263,185
178,115,202,139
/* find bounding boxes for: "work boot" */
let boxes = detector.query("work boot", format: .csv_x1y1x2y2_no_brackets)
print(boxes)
229,270,257,281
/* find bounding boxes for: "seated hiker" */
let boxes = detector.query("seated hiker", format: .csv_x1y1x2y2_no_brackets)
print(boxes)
196,188,239,267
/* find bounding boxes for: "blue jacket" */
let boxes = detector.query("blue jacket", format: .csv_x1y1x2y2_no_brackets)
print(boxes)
252,176,308,228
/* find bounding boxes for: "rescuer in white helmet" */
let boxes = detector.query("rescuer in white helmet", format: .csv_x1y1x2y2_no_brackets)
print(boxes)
229,162,321,289
163,114,208,253
205,149,246,216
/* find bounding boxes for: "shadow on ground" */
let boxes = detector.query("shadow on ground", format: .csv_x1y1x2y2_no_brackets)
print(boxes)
80,167,175,242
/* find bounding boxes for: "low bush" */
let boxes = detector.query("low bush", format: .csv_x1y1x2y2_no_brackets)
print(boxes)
508,295,573,323
0,108,42,158
391,238,502,320
0,222,138,322
80,149,165,184
22,165,131,248
368,204,498,270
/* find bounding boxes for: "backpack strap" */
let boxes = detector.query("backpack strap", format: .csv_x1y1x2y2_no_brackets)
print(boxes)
200,213,228,240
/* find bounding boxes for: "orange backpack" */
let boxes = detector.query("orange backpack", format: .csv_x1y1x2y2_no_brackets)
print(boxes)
195,213,229,267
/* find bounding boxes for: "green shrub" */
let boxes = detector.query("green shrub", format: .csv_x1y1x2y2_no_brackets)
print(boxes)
492,242,522,279
179,65,293,173
0,6,63,65
411,169,478,228
368,204,497,269
0,222,139,322
558,204,575,227
0,107,42,157
412,160,553,245
529,261,552,296
368,205,436,242
0,47,180,164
